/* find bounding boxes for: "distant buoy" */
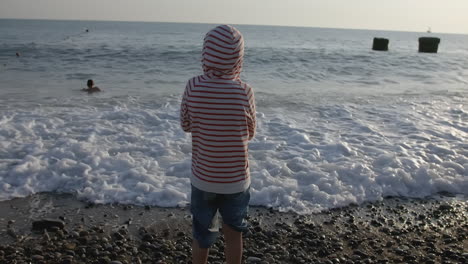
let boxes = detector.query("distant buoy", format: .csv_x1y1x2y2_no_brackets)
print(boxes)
419,37,440,53
372,38,389,51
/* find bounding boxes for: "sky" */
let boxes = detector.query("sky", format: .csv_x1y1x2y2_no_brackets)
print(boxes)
0,0,467,34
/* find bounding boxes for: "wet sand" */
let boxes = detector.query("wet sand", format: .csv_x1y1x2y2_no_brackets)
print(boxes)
0,193,467,264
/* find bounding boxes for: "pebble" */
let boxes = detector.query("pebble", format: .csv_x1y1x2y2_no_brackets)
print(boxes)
246,256,262,263
99,256,111,263
64,249,75,256
113,232,125,240
32,254,44,261
6,227,17,238
64,243,76,250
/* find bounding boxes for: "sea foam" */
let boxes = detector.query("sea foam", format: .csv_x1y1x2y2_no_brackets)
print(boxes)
0,93,466,214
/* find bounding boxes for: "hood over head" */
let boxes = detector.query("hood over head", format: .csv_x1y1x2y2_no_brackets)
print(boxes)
202,25,244,80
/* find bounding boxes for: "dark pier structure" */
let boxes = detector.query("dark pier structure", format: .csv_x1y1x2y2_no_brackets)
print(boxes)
372,38,389,51
418,37,440,53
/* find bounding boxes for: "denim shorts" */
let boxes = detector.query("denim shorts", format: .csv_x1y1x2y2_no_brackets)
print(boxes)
190,185,250,248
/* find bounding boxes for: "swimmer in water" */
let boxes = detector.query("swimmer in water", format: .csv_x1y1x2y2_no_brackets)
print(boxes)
83,79,101,93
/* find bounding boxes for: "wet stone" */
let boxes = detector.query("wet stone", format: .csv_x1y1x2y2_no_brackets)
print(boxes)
64,243,76,250
32,254,44,261
113,232,125,240
64,250,75,256
246,256,262,263
98,256,111,264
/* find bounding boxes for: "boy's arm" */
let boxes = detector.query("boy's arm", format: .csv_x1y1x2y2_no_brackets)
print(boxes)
246,85,256,140
180,82,192,132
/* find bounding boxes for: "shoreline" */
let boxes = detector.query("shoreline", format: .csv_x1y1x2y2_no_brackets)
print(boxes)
0,193,467,263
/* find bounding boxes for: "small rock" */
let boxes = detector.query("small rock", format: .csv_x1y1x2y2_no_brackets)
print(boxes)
7,227,17,238
64,243,76,250
32,246,43,255
61,257,73,264
246,256,262,263
89,248,99,256
56,229,66,237
113,232,125,240
438,204,453,211
98,256,111,264
50,226,60,232
142,234,154,242
32,254,44,261
77,236,89,244
76,247,86,255
43,230,51,241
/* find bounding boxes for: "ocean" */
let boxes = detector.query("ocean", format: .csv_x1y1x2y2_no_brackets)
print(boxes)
0,19,467,214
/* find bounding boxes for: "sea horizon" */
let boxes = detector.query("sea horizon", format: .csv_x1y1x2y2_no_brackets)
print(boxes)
1,17,467,36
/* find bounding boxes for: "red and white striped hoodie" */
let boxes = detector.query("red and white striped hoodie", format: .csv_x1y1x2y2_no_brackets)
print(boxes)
180,25,256,194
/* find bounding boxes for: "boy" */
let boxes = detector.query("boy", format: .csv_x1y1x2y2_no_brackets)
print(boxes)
83,79,101,93
180,25,256,264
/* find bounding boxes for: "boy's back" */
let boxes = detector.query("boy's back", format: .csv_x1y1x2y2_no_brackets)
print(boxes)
180,25,256,264
180,25,256,195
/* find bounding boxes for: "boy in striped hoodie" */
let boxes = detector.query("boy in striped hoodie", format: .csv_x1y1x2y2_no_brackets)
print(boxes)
180,25,256,264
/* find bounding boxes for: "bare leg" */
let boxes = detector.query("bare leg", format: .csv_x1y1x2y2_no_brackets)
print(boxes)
192,239,209,264
222,223,243,264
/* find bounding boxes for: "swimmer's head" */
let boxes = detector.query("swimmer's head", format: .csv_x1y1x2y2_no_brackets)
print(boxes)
87,79,94,88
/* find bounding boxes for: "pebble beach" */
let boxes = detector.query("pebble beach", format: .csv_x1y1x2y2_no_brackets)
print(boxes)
0,193,466,264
